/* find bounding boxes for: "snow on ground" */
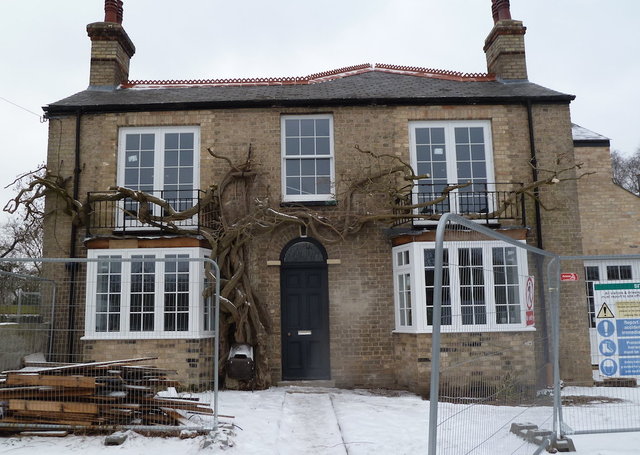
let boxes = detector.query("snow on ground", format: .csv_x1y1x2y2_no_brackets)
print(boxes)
1,386,640,454
277,392,344,454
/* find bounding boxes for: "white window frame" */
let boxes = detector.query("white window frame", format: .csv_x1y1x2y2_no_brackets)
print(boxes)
408,120,496,224
392,240,531,333
393,247,415,329
281,114,335,202
84,247,213,340
117,126,200,229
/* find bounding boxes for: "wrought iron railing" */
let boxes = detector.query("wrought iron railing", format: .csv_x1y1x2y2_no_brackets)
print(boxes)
86,189,217,236
393,182,525,226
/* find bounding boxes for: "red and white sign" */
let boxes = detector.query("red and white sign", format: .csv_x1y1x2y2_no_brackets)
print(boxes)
525,276,535,326
560,273,579,282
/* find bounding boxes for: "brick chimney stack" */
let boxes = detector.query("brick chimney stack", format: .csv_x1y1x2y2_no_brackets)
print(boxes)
484,0,528,80
86,0,135,88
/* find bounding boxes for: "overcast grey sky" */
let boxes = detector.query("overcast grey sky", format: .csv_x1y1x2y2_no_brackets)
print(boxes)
1,0,639,217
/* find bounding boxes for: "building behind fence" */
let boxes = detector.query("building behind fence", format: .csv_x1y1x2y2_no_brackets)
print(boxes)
1,257,216,390
427,215,640,454
0,256,220,433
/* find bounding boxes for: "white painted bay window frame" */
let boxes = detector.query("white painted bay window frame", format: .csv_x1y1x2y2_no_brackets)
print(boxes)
392,240,531,333
84,247,213,340
393,246,415,330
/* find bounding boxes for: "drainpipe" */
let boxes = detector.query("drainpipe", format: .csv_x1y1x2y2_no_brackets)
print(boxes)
526,101,543,251
526,100,553,387
65,109,82,360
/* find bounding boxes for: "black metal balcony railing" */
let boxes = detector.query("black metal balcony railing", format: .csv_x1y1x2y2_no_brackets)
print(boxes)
86,189,217,236
393,182,525,226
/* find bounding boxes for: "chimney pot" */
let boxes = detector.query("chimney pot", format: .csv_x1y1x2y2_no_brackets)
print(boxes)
117,0,124,24
104,0,122,24
491,0,512,24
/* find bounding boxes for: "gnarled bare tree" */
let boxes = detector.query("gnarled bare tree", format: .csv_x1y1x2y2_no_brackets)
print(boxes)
4,146,590,388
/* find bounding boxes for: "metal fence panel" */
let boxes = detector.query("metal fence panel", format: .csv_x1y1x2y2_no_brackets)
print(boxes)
0,270,56,372
428,214,559,454
0,256,220,433
557,254,640,437
427,215,640,454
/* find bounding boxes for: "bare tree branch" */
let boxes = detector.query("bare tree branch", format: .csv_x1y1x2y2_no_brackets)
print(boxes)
4,144,595,388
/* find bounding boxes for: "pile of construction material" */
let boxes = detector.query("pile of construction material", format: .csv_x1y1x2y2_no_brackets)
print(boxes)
0,357,214,431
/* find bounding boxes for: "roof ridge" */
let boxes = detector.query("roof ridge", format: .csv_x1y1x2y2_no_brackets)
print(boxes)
306,63,372,82
123,63,495,88
374,64,495,82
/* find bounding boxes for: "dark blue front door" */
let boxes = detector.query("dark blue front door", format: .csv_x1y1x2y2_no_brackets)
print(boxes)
280,240,330,380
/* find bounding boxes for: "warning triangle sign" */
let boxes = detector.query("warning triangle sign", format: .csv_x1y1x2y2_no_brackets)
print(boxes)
597,303,615,319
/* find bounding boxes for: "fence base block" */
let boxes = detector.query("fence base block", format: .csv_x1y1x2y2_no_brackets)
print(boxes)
553,437,576,452
510,422,576,452
104,431,129,446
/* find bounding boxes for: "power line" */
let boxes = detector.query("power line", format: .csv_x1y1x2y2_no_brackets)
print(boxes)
0,96,45,122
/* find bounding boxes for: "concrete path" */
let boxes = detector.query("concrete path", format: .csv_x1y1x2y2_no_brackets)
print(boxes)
276,391,347,455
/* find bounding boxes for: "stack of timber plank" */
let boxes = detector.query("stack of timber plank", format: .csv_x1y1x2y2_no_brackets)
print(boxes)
0,357,213,431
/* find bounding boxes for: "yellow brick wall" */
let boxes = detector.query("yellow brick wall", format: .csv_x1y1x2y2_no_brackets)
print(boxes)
576,144,640,255
393,332,538,397
43,101,594,392
83,338,215,390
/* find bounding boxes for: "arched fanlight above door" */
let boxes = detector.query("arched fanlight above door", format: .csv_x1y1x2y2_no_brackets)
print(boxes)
281,239,327,264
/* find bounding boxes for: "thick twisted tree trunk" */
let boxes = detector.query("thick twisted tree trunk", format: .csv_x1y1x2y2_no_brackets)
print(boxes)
5,146,591,389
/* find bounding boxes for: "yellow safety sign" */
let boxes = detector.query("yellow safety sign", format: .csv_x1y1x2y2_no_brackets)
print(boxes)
597,302,615,319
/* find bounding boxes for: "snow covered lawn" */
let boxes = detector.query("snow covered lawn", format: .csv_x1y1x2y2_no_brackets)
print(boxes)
1,386,639,454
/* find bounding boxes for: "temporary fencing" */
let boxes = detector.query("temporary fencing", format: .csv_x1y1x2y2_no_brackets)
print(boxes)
424,214,559,454
0,256,221,434
426,214,640,454
556,254,640,438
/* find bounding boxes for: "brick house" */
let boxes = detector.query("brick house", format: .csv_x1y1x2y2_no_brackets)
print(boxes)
41,0,638,393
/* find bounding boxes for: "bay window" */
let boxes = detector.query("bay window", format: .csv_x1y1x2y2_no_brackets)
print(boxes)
393,241,530,332
84,248,213,339
394,249,413,328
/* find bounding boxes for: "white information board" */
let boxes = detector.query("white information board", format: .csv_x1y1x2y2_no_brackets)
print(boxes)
594,282,640,378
